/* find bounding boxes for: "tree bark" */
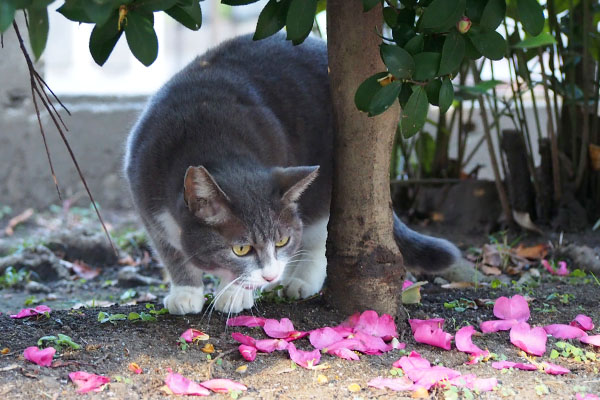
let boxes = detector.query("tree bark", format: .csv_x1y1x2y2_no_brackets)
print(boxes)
325,1,406,318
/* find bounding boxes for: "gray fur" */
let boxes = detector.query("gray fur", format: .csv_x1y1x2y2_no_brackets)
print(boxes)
124,33,460,314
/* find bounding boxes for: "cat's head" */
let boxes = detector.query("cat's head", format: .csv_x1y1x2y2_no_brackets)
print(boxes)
179,164,319,289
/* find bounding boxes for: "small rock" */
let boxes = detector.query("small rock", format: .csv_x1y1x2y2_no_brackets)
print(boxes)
117,266,162,288
0,245,70,281
433,277,449,286
45,228,118,266
25,280,50,293
517,271,539,286
436,259,491,284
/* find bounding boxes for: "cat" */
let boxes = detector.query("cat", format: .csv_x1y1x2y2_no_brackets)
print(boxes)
124,33,460,315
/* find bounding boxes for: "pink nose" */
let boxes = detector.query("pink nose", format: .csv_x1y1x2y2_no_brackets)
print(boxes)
262,274,277,282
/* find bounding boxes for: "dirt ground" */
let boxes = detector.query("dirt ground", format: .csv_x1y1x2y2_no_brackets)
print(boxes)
0,208,599,399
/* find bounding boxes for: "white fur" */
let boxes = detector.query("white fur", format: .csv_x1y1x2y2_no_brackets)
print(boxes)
281,216,328,299
213,280,255,313
164,285,205,315
155,210,183,251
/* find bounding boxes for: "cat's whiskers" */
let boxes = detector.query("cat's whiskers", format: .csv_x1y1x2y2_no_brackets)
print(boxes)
203,275,243,328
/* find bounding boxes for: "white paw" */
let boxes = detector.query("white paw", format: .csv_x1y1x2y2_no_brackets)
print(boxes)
164,285,205,315
214,285,254,313
283,276,322,299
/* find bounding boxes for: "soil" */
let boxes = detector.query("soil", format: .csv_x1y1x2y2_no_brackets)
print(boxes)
0,209,599,399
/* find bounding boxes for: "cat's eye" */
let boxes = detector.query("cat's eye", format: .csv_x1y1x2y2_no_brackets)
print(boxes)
232,245,252,256
275,236,290,247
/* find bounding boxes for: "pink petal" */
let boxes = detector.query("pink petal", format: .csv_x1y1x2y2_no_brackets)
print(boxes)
354,311,398,340
23,346,55,367
413,325,452,350
544,324,587,339
494,295,530,322
368,376,414,391
402,280,414,290
556,261,569,276
393,351,430,370
509,322,547,356
571,314,594,331
180,329,208,343
10,305,51,319
309,327,343,349
69,371,110,393
491,361,537,371
325,338,363,353
263,318,295,338
328,347,360,360
541,259,554,274
165,370,210,396
579,335,600,347
408,318,444,332
576,394,600,400
541,362,570,375
480,319,519,333
231,332,256,347
226,316,266,327
455,326,487,356
330,325,354,338
340,312,361,329
351,331,393,354
200,379,247,393
447,374,498,392
238,345,256,362
255,338,288,353
409,366,461,390
287,343,321,369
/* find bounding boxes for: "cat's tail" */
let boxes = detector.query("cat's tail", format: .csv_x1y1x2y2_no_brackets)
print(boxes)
393,213,461,272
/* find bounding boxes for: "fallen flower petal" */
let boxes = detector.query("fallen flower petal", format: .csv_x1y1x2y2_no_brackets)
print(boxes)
480,319,519,333
354,311,398,340
309,327,343,350
491,361,537,371
510,322,547,356
541,362,570,375
231,332,256,347
327,347,360,361
255,338,288,353
402,280,414,290
413,325,452,350
367,376,414,391
541,259,554,274
493,295,530,322
571,314,594,331
579,335,600,347
128,362,143,374
10,305,51,319
408,318,444,333
544,324,587,339
351,331,393,354
446,374,498,392
576,394,600,400
455,326,488,357
287,342,321,369
238,345,256,362
180,329,209,343
226,316,266,327
200,378,247,393
556,261,569,276
408,365,462,390
23,346,55,367
393,351,430,370
164,369,210,396
263,318,306,340
69,371,110,393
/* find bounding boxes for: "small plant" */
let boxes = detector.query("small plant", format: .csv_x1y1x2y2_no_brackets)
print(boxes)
546,292,575,305
444,385,474,400
257,285,292,304
0,266,30,288
24,295,41,306
552,342,597,363
97,311,127,324
443,298,477,312
120,289,137,302
113,227,149,252
37,334,81,351
533,303,558,313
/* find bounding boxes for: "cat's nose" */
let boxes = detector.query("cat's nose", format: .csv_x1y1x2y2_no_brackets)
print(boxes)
262,273,277,282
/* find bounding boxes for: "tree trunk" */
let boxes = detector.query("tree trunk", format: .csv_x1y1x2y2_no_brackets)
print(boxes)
325,1,406,318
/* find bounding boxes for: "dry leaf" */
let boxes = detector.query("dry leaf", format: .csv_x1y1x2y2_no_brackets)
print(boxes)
401,281,427,304
512,244,548,260
481,265,502,276
72,260,101,280
128,362,142,374
4,208,34,236
482,244,502,267
441,281,474,289
201,344,215,354
1,348,10,355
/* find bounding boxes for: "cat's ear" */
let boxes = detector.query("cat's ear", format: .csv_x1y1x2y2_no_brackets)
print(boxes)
183,166,232,225
274,166,320,204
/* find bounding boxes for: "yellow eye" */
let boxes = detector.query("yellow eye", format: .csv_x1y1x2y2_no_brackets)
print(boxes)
232,245,252,256
275,236,290,247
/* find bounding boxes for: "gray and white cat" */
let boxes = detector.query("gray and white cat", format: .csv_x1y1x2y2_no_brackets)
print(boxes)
124,33,460,315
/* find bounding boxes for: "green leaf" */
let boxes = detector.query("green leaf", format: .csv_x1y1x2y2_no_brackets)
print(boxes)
465,0,485,23
165,2,202,31
89,11,123,66
438,29,465,75
57,1,94,23
221,0,260,5
480,0,506,31
516,0,544,36
468,30,506,60
128,312,140,320
380,44,415,79
83,0,122,26
399,86,429,138
412,52,441,81
362,0,380,12
355,72,390,112
383,7,398,28
254,0,289,40
419,0,465,32
37,335,57,347
125,10,158,66
136,0,178,11
0,0,16,33
424,78,441,106
464,34,482,59
392,23,416,47
439,77,454,113
513,32,557,49
457,79,503,95
416,132,436,174
368,80,402,116
404,35,424,55
286,0,317,44
27,5,49,60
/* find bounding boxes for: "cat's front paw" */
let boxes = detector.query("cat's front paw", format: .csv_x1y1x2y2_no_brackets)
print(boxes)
283,277,322,300
164,285,205,315
214,284,254,313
